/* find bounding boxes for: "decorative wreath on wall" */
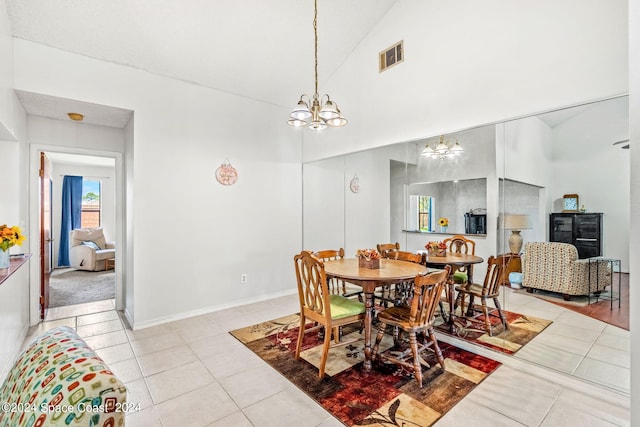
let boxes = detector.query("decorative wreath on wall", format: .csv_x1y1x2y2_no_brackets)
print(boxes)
215,158,238,186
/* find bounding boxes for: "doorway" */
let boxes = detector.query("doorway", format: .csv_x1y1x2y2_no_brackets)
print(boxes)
46,153,117,315
17,91,131,326
30,147,125,325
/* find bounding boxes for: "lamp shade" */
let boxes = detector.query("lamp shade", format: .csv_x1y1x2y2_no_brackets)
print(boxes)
319,100,339,120
290,101,312,120
504,214,532,230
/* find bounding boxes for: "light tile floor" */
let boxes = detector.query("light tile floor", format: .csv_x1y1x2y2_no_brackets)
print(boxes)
21,289,630,427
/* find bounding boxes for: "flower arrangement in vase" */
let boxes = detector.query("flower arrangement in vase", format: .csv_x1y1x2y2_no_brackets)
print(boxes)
438,217,449,233
0,224,26,269
425,241,447,257
356,249,380,269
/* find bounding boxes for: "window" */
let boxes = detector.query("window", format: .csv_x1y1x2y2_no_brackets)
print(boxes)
407,194,434,232
418,196,433,232
81,180,101,228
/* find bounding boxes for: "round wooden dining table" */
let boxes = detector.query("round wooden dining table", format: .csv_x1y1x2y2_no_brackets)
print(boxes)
323,258,427,371
421,252,484,333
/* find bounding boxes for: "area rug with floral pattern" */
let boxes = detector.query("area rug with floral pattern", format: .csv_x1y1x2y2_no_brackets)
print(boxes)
230,314,502,426
434,307,553,355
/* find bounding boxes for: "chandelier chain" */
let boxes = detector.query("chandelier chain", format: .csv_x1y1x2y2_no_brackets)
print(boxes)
314,0,318,96
287,0,346,129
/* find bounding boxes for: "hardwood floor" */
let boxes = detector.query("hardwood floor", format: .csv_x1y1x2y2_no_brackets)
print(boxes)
547,272,629,330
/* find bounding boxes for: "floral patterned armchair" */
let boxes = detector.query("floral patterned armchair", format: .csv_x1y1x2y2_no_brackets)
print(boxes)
522,242,611,299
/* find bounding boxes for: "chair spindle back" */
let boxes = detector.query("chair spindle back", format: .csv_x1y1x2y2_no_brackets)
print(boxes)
377,242,400,257
482,255,507,297
294,251,331,321
383,250,423,264
410,266,451,326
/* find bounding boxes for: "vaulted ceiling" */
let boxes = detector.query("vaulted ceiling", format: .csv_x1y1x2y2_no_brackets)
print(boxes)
6,0,398,122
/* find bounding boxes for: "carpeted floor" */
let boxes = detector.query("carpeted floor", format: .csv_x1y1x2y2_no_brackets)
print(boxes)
49,268,115,307
231,314,502,426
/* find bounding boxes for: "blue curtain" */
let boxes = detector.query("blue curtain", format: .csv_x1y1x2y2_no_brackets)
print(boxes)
58,175,83,266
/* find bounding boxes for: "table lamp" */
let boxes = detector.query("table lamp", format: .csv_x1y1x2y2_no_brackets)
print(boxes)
504,214,532,254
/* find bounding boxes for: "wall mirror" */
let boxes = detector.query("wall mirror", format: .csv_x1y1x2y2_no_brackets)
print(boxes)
302,95,629,396
401,178,487,235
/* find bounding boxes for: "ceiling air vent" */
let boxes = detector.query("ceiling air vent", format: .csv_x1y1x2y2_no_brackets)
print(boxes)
379,41,403,72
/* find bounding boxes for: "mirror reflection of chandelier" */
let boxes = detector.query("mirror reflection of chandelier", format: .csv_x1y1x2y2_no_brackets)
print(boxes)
421,135,464,159
287,0,347,131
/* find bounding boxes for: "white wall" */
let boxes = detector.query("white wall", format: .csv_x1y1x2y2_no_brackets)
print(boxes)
497,117,553,254
550,97,630,269
50,162,117,267
124,118,134,321
0,260,29,382
0,0,30,383
302,156,345,251
500,117,554,188
303,0,628,162
628,1,639,423
344,145,404,256
0,0,14,140
28,116,125,153
14,39,302,329
0,136,31,382
302,143,410,255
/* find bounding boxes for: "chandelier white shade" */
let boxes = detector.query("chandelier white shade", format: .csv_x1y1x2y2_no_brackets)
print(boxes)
288,0,347,130
421,135,464,159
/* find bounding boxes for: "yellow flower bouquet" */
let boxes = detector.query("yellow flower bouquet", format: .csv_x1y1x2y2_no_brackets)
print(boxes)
438,217,449,227
0,224,26,269
0,224,25,252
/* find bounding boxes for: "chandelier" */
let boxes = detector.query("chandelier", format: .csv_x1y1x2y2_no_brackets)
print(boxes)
421,135,464,159
287,0,347,130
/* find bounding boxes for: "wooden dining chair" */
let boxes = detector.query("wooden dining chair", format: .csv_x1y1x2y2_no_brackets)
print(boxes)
314,248,362,300
454,255,509,336
377,242,400,257
294,251,366,378
372,266,451,388
379,250,424,307
443,235,476,284
373,242,401,308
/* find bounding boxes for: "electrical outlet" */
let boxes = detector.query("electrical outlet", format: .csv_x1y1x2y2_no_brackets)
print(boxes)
240,273,248,284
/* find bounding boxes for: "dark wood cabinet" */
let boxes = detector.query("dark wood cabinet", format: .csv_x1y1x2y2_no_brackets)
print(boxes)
549,213,602,259
498,254,521,287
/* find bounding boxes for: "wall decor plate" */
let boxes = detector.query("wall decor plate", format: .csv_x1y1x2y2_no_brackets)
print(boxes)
350,174,360,193
215,159,238,186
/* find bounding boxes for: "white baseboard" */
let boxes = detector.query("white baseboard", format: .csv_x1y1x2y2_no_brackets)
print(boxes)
130,288,297,331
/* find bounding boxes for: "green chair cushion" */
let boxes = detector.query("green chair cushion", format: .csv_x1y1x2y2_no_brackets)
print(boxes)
453,271,468,284
329,295,365,319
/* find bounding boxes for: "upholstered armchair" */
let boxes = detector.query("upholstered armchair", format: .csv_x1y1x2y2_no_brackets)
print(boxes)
522,242,611,299
69,227,115,271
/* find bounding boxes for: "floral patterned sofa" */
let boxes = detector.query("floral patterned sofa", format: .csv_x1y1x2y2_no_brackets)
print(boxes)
0,326,127,426
522,241,611,299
